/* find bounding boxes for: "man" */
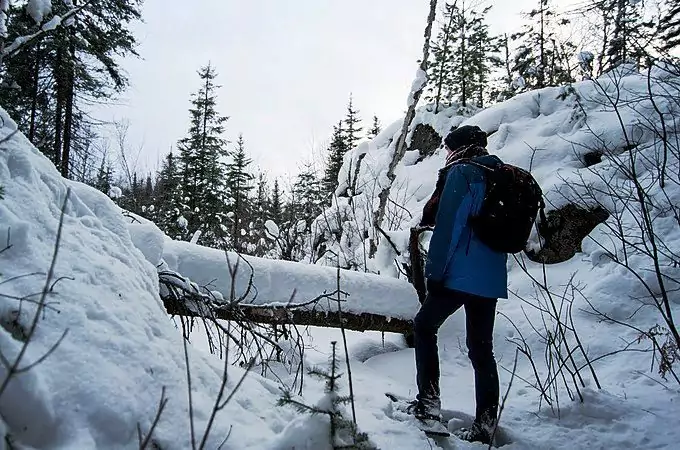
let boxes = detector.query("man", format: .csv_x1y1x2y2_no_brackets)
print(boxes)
410,125,507,445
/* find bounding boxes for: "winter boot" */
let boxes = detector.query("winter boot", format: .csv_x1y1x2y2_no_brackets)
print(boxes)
454,420,494,445
407,398,449,436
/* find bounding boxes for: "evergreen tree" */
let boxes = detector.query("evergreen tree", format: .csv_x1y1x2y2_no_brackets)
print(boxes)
0,1,142,179
323,121,347,198
249,172,271,255
466,5,502,107
155,150,183,239
658,0,680,53
490,33,516,101
426,1,457,111
511,0,574,91
343,95,362,150
426,2,500,107
94,158,114,196
226,134,255,252
367,115,381,139
271,178,283,225
177,63,230,247
278,342,376,449
289,163,325,228
604,0,650,70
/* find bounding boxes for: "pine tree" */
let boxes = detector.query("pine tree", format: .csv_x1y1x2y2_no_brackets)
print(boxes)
466,5,501,107
367,115,381,139
0,1,142,179
154,151,184,238
343,95,362,150
271,178,283,226
249,172,270,255
511,0,574,91
658,0,680,53
94,159,114,196
323,121,347,198
177,63,230,247
426,1,457,111
605,0,650,70
226,134,255,252
278,342,376,449
289,163,325,228
426,2,500,108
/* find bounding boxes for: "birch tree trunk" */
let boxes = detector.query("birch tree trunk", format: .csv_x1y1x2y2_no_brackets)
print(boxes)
369,0,438,258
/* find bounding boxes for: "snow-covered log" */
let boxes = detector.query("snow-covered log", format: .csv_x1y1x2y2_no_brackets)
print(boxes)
161,240,421,325
163,296,413,334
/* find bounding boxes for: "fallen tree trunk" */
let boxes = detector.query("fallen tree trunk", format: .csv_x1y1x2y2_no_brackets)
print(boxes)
162,295,413,334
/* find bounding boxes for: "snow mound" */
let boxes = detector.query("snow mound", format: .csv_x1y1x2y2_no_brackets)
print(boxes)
0,109,287,449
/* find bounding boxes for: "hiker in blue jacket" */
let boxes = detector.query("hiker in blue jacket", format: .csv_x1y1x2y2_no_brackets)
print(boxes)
410,125,508,445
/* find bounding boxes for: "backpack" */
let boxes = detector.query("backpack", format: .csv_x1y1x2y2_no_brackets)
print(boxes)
463,158,545,254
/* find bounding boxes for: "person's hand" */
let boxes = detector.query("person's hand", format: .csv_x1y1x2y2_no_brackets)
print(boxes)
426,278,445,295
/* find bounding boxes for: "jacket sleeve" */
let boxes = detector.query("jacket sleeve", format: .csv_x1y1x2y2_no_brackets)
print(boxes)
424,165,474,282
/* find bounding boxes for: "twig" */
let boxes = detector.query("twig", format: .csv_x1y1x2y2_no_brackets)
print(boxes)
489,349,518,450
336,265,357,426
138,386,168,450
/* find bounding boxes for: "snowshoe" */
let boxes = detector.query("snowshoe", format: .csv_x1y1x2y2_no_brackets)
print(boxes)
454,421,494,445
385,392,450,437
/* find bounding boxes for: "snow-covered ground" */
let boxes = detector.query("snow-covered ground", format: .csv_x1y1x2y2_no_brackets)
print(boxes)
1,63,679,449
0,110,294,449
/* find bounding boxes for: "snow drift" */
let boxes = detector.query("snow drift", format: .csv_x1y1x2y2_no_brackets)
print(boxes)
0,109,291,449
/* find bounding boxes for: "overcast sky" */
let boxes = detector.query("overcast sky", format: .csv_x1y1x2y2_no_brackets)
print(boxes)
98,0,574,181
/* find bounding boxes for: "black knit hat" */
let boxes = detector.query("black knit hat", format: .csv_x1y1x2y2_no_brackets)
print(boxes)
444,125,487,151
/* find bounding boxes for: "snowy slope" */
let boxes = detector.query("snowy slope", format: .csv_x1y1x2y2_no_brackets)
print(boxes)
1,63,679,450
0,110,293,449
307,65,680,449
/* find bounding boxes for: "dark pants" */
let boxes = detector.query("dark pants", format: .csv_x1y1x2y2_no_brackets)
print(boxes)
414,288,499,424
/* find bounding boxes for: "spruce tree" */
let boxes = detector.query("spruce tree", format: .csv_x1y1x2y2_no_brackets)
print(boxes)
426,1,457,111
426,2,499,108
94,159,114,196
367,115,381,139
490,33,516,101
604,0,650,70
250,172,270,255
659,0,680,53
278,342,376,449
0,1,142,179
226,134,255,252
466,5,501,107
155,150,183,239
511,0,574,91
177,63,230,247
271,178,283,226
343,95,362,150
290,163,325,228
323,121,347,198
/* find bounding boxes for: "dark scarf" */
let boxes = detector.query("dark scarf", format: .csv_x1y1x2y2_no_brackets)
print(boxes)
419,145,488,227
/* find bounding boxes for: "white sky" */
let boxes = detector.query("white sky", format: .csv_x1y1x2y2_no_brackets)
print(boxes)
98,0,578,181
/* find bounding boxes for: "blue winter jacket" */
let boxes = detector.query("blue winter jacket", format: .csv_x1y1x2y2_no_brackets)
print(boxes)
424,155,508,299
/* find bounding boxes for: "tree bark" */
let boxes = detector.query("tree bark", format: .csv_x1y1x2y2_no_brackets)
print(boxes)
29,42,41,143
162,296,414,335
53,46,64,168
61,35,76,179
434,1,457,113
370,0,438,258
